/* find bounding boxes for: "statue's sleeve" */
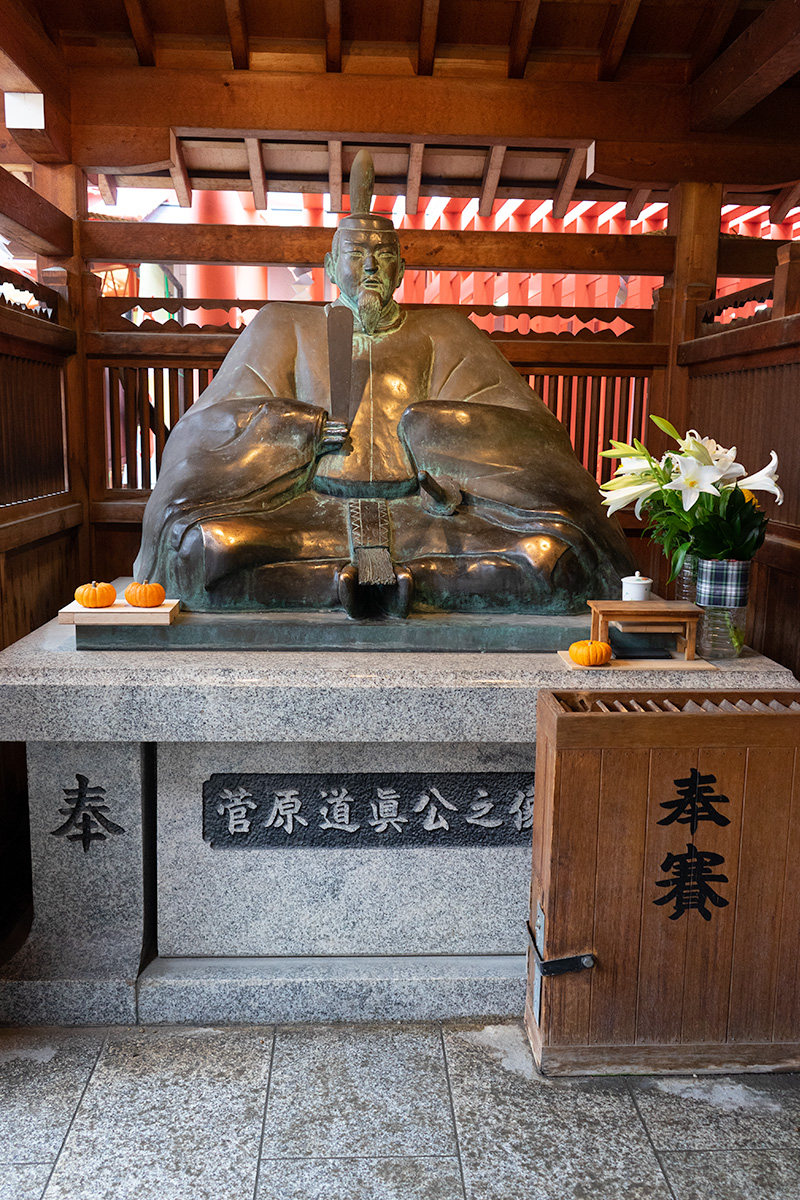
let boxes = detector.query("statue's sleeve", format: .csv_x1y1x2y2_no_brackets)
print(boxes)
134,305,327,581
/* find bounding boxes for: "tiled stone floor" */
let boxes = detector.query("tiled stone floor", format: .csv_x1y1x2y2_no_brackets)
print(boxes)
0,1021,798,1200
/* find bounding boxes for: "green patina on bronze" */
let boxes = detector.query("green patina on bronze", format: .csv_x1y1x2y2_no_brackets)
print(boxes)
134,149,633,618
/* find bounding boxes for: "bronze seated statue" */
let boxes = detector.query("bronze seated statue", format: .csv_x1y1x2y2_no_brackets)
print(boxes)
134,151,632,618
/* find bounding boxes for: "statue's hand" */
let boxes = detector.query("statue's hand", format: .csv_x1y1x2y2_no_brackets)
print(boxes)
321,419,348,451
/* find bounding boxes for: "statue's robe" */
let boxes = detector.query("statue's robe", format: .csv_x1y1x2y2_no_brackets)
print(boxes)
134,301,633,612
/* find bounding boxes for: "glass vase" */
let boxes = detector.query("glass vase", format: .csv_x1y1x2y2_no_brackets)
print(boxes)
695,558,750,660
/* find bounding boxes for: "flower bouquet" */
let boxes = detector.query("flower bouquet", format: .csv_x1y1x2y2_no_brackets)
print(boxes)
599,415,783,656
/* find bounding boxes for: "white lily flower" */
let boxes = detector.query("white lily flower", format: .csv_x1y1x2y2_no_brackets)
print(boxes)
738,451,783,504
617,455,656,475
663,455,724,511
600,478,661,516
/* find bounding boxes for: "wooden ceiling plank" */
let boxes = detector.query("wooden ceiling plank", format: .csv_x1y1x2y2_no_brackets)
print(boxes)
324,0,342,73
552,147,587,220
689,0,740,82
223,0,249,70
0,163,73,255
626,186,650,220
81,219,677,276
692,0,800,132
406,142,424,216
418,0,440,76
245,137,267,210
508,0,541,80
97,173,118,207
770,182,800,225
169,129,192,208
0,0,70,116
328,139,343,212
122,0,156,68
598,0,643,82
479,144,506,218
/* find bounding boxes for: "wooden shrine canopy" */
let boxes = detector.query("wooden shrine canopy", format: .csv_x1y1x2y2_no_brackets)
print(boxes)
3,0,800,271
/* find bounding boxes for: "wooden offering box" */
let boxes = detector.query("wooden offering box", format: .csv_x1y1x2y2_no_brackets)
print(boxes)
526,689,800,1076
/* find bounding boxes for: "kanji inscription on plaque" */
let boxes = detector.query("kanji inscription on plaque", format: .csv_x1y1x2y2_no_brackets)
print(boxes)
203,773,535,848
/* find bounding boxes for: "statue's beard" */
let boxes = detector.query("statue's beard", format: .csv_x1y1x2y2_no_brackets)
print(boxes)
356,288,384,335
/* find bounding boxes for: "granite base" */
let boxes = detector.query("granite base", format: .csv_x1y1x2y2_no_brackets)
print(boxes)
136,954,527,1024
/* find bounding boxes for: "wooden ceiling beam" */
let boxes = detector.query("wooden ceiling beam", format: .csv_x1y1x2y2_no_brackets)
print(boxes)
245,137,267,210
81,220,677,275
406,142,424,216
552,147,587,220
597,0,642,82
688,0,740,82
328,140,343,212
324,0,342,73
417,0,440,76
0,0,70,116
122,0,156,68
692,0,800,132
625,186,650,220
770,182,800,226
0,163,73,255
479,145,505,218
97,173,118,207
223,0,249,70
4,92,71,164
169,129,192,208
508,0,541,79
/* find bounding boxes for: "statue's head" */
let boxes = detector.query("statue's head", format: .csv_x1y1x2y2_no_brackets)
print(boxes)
324,149,405,334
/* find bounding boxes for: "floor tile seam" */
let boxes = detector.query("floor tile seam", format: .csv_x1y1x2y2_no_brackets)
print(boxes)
256,1154,464,1162
39,1029,111,1199
251,1026,277,1200
657,1144,800,1154
439,1025,468,1200
625,1077,680,1200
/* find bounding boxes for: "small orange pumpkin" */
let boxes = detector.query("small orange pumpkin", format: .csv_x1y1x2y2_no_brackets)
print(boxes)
568,639,613,667
124,579,166,608
74,580,116,608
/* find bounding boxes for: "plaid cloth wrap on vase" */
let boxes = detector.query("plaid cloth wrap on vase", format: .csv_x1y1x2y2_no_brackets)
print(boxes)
696,559,751,608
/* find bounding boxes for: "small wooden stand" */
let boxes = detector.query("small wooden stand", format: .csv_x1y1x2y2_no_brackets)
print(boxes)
587,599,702,660
59,598,180,626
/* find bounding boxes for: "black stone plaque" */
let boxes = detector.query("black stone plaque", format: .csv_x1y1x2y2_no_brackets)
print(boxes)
203,772,534,848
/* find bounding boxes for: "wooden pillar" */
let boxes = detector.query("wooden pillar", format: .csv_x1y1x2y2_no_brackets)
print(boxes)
772,242,800,318
648,181,722,440
33,164,92,584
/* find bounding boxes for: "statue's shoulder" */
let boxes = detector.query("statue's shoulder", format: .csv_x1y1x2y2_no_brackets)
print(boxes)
247,301,325,331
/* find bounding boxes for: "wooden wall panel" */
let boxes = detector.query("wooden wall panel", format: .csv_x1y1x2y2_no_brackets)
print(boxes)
0,528,81,651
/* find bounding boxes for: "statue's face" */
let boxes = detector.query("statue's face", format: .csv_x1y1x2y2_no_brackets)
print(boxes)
332,229,404,308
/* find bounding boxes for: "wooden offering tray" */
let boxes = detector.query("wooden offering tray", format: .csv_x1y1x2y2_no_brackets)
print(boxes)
589,599,702,659
59,598,180,626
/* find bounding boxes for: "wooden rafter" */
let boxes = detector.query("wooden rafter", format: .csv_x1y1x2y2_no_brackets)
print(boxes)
508,0,541,79
0,162,73,255
626,187,650,220
223,0,249,70
479,145,505,218
169,129,192,208
692,0,800,132
688,0,740,82
417,0,440,75
406,143,424,216
97,173,118,207
324,0,342,73
328,140,343,212
552,147,587,220
81,220,677,275
770,182,800,225
0,0,70,116
122,0,156,68
598,0,642,81
4,93,71,165
245,137,267,210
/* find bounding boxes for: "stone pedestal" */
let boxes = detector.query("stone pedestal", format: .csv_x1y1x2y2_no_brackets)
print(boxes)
0,616,796,1024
